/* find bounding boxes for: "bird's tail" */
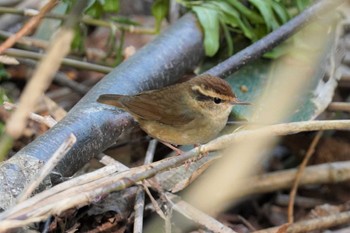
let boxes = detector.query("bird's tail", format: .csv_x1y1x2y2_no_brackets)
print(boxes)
97,94,124,108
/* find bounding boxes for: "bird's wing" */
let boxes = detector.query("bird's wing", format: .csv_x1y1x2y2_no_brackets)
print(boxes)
120,90,195,126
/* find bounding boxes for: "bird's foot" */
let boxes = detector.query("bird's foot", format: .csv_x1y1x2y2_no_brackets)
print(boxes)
184,144,209,169
194,144,209,159
161,141,184,155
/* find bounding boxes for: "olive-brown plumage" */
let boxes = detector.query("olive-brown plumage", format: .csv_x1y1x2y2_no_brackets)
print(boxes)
97,74,248,145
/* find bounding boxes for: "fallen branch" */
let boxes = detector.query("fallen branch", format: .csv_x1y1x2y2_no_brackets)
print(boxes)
254,210,350,233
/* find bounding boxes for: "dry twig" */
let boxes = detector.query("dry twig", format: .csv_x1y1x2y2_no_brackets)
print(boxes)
134,139,158,232
165,193,237,233
203,120,350,152
254,210,350,233
4,48,113,73
238,161,350,199
0,0,58,54
134,187,146,233
287,131,323,223
327,102,350,112
3,101,57,128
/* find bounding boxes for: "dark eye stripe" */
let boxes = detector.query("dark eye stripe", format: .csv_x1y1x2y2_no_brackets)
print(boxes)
193,90,226,104
195,94,213,102
193,90,212,102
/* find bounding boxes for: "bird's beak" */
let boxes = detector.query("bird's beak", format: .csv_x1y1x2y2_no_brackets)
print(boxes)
230,98,251,105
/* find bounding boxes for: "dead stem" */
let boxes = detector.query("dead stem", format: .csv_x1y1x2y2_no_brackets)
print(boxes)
287,131,323,223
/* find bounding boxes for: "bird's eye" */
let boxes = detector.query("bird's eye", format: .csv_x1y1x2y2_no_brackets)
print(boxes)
213,98,222,104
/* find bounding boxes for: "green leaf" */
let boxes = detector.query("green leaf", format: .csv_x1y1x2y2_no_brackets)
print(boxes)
296,0,312,12
0,87,9,104
269,0,290,24
114,30,125,66
221,21,233,56
208,2,256,40
152,0,169,33
226,0,264,24
102,0,119,12
249,0,279,30
0,123,4,136
192,6,220,57
71,25,86,53
0,64,9,81
209,2,239,27
0,133,13,162
85,0,103,18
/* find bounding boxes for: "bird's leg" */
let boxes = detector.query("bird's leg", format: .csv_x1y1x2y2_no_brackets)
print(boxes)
161,141,184,155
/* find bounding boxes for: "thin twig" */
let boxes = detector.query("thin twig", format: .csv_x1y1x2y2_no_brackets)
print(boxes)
18,59,89,95
134,139,158,233
0,6,155,34
165,210,172,233
203,120,350,152
327,102,350,112
0,0,58,54
133,186,146,233
99,154,129,171
287,131,323,223
143,183,166,219
237,215,256,231
238,161,350,199
0,55,19,65
0,30,49,49
254,210,350,233
3,101,57,128
0,30,113,65
41,96,67,121
165,193,237,233
144,139,158,165
17,133,76,202
4,48,113,73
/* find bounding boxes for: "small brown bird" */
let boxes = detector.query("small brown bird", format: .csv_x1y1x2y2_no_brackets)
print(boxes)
97,74,249,153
